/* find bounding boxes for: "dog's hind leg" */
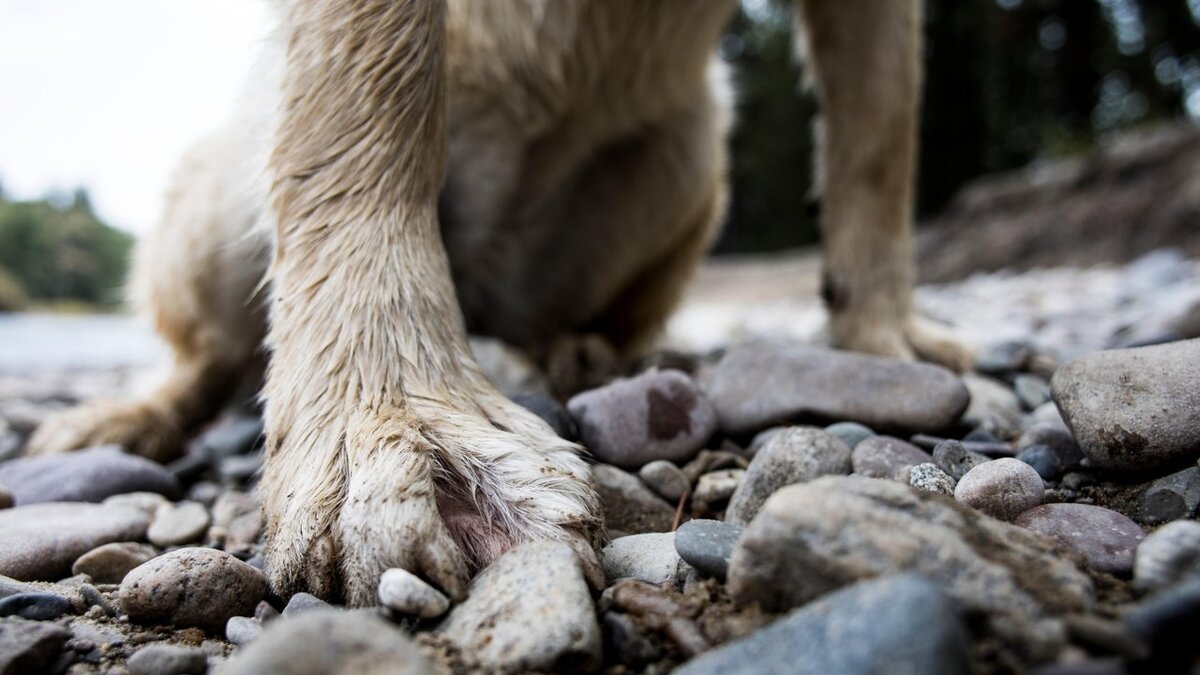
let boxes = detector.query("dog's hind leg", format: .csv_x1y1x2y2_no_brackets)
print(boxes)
27,133,271,462
796,0,973,371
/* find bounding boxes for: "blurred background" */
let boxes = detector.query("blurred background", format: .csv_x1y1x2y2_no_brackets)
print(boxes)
1,0,1199,314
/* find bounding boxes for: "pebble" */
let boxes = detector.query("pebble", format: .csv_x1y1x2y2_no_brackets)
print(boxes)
567,370,717,470
378,568,449,618
0,486,10,510
933,439,990,481
954,458,1044,521
673,519,742,581
147,501,211,547
282,592,331,618
908,463,956,496
0,502,150,580
0,445,181,506
851,435,932,479
1051,339,1200,470
725,427,851,525
637,460,690,502
0,620,71,674
127,644,208,675
824,422,875,450
1133,520,1200,591
700,341,970,435
1018,423,1083,467
438,541,601,673
222,609,435,675
0,576,38,600
975,340,1033,374
78,583,115,616
218,454,262,483
602,533,689,586
71,542,157,584
510,392,577,440
960,374,1023,439
592,464,676,534
1016,504,1146,575
119,547,268,633
1014,374,1052,410
225,616,262,645
677,574,970,675
1123,577,1200,673
728,476,1093,661
691,469,743,510
1017,445,1063,480
1136,466,1200,524
0,592,74,620
103,491,170,516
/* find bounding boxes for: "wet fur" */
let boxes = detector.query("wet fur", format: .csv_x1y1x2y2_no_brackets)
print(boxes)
29,0,970,605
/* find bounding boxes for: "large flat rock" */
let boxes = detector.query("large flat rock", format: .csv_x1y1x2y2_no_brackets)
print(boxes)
0,502,150,581
701,341,969,435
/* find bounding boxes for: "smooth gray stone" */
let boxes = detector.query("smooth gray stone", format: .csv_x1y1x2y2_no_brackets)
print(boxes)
824,422,875,450
851,435,931,479
0,619,71,675
0,445,181,505
701,341,969,435
638,460,690,502
119,548,268,633
0,592,74,620
568,370,717,470
0,502,150,581
282,592,331,618
438,541,600,673
674,519,742,580
222,610,435,675
1052,340,1200,470
593,464,675,534
72,542,157,584
127,644,208,675
725,427,851,526
1136,467,1200,524
932,439,990,481
677,574,970,675
224,616,262,646
728,476,1093,662
954,458,1044,522
1134,520,1200,591
1016,503,1145,575
378,568,449,619
602,533,689,586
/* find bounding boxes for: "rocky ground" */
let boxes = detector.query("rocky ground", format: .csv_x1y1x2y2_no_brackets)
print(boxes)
0,249,1198,675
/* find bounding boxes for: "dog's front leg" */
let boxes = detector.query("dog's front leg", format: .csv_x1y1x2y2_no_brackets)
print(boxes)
262,0,602,606
796,0,973,371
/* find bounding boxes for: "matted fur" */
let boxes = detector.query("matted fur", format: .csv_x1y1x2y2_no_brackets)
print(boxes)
30,0,971,605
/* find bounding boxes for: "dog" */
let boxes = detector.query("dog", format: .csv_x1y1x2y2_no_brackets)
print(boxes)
29,0,970,605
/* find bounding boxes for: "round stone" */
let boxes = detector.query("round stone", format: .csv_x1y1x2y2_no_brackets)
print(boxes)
72,542,157,584
127,644,208,675
637,460,690,502
824,422,875,450
147,501,211,547
673,519,743,581
225,616,263,645
378,567,450,618
908,463,956,496
954,458,1044,521
0,592,74,620
1134,520,1200,591
119,547,268,633
851,436,931,479
1016,503,1146,575
568,370,718,470
0,502,150,581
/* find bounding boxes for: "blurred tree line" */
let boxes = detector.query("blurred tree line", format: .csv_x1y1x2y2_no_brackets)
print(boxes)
0,186,132,311
717,0,1200,253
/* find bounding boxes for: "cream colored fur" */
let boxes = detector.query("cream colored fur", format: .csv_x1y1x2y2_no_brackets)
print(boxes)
29,0,970,605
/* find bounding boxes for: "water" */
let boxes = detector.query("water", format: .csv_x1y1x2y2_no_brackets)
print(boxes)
0,312,167,374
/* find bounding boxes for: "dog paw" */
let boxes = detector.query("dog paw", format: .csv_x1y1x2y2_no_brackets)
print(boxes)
25,401,184,462
260,389,604,607
834,315,975,373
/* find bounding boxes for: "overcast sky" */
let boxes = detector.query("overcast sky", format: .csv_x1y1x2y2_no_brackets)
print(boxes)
0,1,270,235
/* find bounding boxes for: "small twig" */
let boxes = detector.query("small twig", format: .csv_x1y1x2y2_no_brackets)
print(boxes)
672,489,690,531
